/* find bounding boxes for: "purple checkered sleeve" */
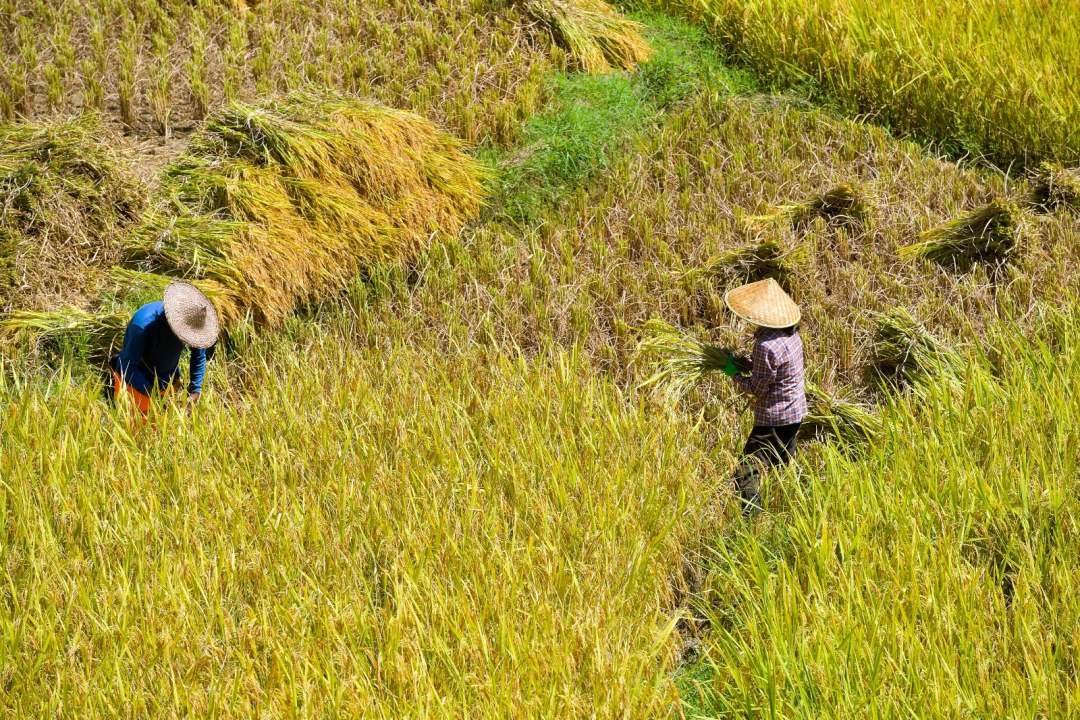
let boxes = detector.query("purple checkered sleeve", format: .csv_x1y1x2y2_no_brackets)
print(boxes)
733,327,808,426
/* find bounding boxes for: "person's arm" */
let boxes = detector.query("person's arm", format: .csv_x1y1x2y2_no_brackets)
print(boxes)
733,341,776,398
187,346,207,399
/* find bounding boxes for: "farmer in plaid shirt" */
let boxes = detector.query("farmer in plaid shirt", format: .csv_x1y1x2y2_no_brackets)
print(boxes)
719,278,807,513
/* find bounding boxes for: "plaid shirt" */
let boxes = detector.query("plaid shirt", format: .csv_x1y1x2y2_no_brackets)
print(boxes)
734,327,808,426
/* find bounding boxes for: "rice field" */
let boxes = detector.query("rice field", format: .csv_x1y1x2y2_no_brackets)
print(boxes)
2,1,1080,716
0,333,717,717
681,311,1080,718
649,0,1080,165
0,0,554,145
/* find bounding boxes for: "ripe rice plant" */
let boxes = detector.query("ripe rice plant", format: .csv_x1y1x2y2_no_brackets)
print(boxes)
523,0,652,74
899,200,1022,271
684,316,1080,717
652,0,1080,165
1030,163,1080,213
0,338,711,717
126,93,486,326
0,0,555,147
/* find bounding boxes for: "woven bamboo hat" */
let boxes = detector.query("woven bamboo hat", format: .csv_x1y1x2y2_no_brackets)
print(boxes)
724,278,801,328
163,282,220,349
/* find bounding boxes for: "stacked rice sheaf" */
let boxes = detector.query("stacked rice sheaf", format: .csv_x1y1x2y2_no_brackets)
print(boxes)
128,92,488,327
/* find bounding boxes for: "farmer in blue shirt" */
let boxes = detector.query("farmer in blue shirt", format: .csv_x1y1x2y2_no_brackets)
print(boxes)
109,282,220,415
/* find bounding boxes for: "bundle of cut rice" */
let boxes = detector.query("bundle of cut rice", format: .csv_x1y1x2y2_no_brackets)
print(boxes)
746,183,868,230
802,381,882,446
1029,162,1080,212
0,306,129,357
899,200,1021,270
635,319,742,403
523,0,652,74
870,307,964,388
705,238,806,287
126,92,487,326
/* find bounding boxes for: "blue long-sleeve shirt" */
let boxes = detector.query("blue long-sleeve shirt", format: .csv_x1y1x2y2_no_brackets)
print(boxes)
110,301,207,395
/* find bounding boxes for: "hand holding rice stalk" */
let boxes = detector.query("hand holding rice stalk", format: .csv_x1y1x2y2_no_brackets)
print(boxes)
522,0,652,74
899,200,1023,271
635,319,879,446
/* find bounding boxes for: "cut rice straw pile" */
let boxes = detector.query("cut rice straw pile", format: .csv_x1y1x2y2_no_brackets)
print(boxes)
127,92,487,326
871,307,965,389
1029,162,1080,212
523,0,652,74
0,115,142,313
745,183,868,230
704,238,806,287
636,319,878,446
899,200,1022,270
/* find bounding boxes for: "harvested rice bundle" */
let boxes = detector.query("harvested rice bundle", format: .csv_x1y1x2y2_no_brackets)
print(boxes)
127,93,486,326
871,307,964,388
803,382,882,446
523,0,652,74
746,183,868,230
899,200,1021,270
705,238,806,287
636,320,879,446
0,116,143,313
634,319,743,403
1,306,128,357
1030,162,1080,212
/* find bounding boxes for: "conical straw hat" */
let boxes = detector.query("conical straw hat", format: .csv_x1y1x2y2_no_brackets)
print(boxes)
163,282,220,349
723,278,801,328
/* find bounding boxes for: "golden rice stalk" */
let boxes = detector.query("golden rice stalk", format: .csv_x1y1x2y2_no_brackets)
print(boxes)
0,115,143,312
899,200,1021,269
523,0,652,74
1030,162,1080,212
746,183,868,230
634,319,740,403
129,92,487,326
870,307,964,388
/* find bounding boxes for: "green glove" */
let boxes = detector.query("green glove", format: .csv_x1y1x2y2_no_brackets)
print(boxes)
722,352,741,377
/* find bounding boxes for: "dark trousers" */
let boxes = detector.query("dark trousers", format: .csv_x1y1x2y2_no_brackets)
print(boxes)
733,422,800,513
